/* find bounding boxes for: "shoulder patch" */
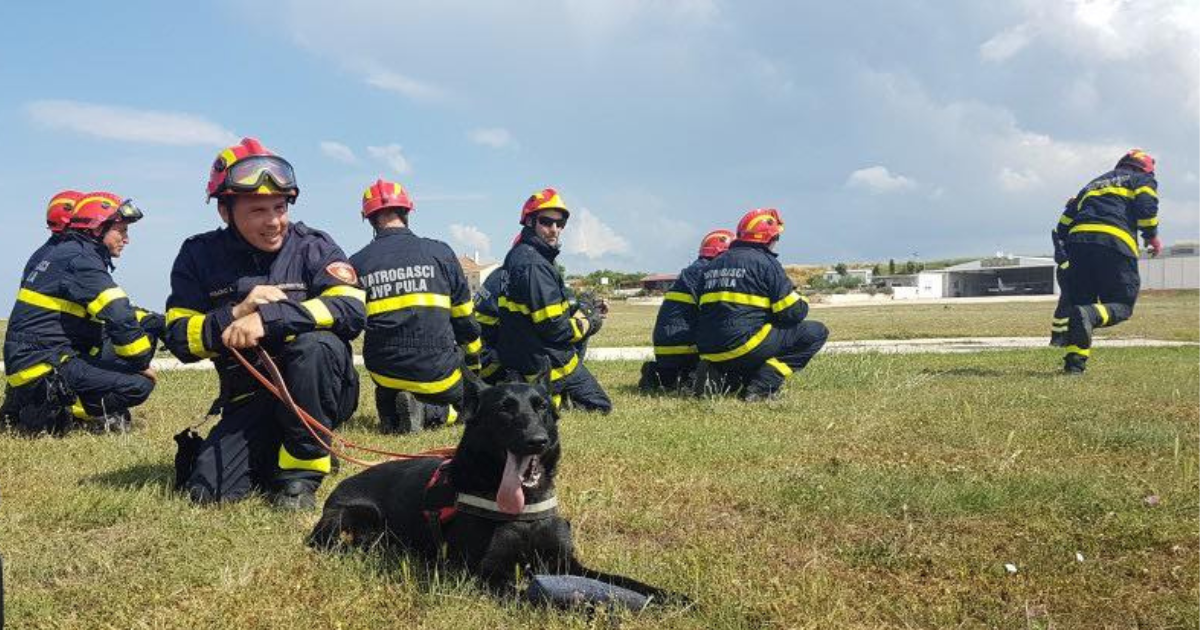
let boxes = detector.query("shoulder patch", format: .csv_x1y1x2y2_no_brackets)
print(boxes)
326,261,358,285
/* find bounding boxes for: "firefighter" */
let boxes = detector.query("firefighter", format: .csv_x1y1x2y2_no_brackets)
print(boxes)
3,192,156,434
164,137,366,509
496,188,610,412
473,265,512,384
1049,197,1076,347
1057,149,1161,374
638,229,734,392
693,208,828,401
350,179,482,433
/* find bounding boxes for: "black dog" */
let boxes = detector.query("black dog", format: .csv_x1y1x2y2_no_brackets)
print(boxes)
308,369,687,606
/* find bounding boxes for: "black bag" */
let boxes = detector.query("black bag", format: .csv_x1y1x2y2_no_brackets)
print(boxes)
172,428,204,491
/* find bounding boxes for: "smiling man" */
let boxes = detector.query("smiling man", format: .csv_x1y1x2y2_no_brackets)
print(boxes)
163,137,366,510
495,188,611,413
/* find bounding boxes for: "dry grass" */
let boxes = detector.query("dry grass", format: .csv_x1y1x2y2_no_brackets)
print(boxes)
1,342,1197,629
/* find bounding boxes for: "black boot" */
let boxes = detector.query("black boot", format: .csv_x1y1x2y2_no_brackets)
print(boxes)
1048,331,1067,347
271,479,318,511
1063,354,1087,375
692,361,731,398
637,361,660,393
384,391,423,435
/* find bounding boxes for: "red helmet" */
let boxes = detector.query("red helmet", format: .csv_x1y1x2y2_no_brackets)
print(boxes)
207,137,299,203
698,229,735,259
46,190,85,233
1117,148,1155,174
520,187,570,224
736,208,785,245
361,178,414,218
70,192,144,236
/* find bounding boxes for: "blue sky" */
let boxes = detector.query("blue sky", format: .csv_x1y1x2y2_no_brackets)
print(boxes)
1,1,1197,312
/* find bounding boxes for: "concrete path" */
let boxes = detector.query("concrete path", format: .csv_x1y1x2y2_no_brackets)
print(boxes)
4,336,1186,374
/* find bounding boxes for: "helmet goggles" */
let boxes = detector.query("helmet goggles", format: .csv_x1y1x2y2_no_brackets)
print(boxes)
221,155,297,195
115,199,144,223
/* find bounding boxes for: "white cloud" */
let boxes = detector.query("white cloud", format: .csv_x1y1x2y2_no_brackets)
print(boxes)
980,23,1033,62
26,100,237,146
449,224,492,258
363,65,445,102
468,127,514,149
564,207,631,259
998,166,1041,191
319,140,357,163
846,166,918,194
366,144,412,175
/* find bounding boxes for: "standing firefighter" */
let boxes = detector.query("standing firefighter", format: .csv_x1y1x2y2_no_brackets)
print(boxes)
1049,197,1076,347
165,137,366,509
497,188,610,412
694,208,829,401
350,179,482,433
3,192,156,433
1057,149,1161,374
639,229,734,392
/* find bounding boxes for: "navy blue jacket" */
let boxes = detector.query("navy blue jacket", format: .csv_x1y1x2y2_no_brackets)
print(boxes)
163,222,365,394
496,229,589,377
474,266,506,348
694,242,808,361
5,232,154,386
1058,167,1159,258
350,227,480,393
651,257,710,357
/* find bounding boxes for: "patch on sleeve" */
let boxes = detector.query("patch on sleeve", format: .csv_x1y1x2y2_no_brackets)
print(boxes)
325,262,359,285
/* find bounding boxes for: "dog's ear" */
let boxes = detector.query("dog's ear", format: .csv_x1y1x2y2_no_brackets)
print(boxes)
458,365,489,424
534,356,553,395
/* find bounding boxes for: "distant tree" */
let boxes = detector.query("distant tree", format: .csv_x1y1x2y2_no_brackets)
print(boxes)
888,258,896,275
834,263,848,277
871,264,881,276
904,261,916,274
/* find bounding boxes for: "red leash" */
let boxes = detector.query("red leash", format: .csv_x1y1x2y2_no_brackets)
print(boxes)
228,346,455,468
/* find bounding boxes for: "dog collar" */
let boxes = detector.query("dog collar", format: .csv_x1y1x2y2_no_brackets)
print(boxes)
455,492,559,522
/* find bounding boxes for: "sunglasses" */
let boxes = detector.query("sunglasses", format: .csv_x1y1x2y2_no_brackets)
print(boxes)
536,216,568,228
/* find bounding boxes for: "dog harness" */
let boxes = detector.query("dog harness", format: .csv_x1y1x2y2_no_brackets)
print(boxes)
422,458,560,549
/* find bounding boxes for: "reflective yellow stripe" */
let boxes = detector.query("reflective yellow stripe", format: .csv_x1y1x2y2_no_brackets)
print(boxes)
278,445,331,474
450,301,475,317
70,398,88,420
765,358,792,377
476,313,499,326
302,298,334,328
367,293,450,315
1069,223,1139,255
186,314,216,358
569,318,585,343
6,362,53,387
771,292,805,313
701,323,773,362
1059,261,1069,270
1094,303,1110,326
699,291,771,309
166,307,203,325
552,394,562,409
446,405,459,426
17,288,87,318
1064,345,1091,357
369,368,462,395
87,287,128,316
480,362,502,378
321,285,367,302
1079,185,1157,210
134,309,149,322
524,353,581,383
1137,217,1159,228
655,344,698,356
1058,214,1073,226
1050,325,1068,332
1052,317,1070,324
499,297,570,323
113,335,151,357
462,338,482,354
664,291,695,305
1132,185,1158,198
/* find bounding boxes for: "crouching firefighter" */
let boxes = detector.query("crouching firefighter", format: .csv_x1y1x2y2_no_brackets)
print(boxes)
639,229,734,392
1056,149,1161,374
165,137,365,510
2,192,156,434
350,179,482,434
693,208,829,401
473,265,513,384
497,188,610,413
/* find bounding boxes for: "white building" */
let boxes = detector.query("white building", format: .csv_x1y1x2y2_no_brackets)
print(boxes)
1139,242,1199,289
913,255,1057,299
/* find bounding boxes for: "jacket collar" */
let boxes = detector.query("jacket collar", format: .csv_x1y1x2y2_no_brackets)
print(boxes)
519,227,560,262
374,226,414,239
731,240,777,258
63,231,115,269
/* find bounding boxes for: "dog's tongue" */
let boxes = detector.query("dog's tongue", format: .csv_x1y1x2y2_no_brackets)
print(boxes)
497,451,530,515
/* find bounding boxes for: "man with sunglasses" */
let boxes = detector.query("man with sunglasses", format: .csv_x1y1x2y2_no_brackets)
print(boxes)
349,179,482,433
693,208,828,402
495,188,611,412
3,192,157,434
163,137,366,510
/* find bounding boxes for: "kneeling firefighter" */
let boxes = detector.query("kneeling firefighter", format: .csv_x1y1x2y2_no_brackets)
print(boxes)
693,208,829,401
165,137,366,509
3,191,157,433
350,179,482,433
639,229,734,392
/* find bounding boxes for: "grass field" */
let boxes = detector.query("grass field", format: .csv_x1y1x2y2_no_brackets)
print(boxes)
595,290,1200,347
1,341,1197,628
